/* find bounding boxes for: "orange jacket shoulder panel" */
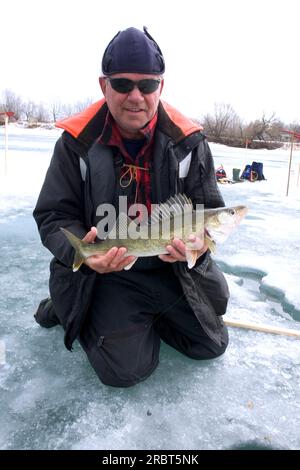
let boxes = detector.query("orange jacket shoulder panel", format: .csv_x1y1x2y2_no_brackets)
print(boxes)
55,99,106,138
161,100,203,137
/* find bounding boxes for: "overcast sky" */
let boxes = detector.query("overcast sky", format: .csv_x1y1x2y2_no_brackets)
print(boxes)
1,0,299,123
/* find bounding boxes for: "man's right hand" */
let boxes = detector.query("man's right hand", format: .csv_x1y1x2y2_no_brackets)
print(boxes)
82,227,137,274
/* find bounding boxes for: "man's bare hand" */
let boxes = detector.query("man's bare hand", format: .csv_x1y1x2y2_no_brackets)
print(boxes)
82,227,137,274
158,234,208,264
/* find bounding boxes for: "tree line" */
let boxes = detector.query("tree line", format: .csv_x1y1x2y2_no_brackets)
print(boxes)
197,103,300,149
0,89,94,125
1,89,299,149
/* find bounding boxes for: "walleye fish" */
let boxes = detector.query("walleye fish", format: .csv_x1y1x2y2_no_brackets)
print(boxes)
61,194,247,272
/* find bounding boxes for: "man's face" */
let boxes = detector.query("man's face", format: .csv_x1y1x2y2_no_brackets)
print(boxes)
99,73,164,139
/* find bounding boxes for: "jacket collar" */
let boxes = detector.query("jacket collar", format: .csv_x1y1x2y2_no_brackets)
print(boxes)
56,99,203,148
157,101,202,143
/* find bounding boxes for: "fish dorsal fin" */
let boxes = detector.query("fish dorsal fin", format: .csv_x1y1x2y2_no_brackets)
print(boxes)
150,194,193,224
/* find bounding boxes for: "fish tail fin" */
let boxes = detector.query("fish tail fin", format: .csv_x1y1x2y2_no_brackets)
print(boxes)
60,228,85,272
72,251,85,272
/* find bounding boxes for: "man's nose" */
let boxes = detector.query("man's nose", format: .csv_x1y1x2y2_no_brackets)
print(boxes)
127,86,144,100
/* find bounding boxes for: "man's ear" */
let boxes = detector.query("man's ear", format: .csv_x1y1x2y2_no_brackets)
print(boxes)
99,77,107,96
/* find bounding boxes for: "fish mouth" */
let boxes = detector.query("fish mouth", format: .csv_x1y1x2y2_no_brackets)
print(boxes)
235,206,248,223
239,206,248,216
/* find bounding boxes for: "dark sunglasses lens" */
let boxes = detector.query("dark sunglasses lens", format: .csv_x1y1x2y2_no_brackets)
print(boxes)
109,79,134,93
109,78,160,94
138,79,160,94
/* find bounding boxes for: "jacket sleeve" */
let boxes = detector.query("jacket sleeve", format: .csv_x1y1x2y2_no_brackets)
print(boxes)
186,138,225,209
33,135,88,267
200,140,225,207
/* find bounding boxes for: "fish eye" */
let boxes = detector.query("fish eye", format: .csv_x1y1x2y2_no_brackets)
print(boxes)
229,209,235,215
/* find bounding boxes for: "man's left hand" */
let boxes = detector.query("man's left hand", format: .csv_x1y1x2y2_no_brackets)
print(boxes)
158,235,208,264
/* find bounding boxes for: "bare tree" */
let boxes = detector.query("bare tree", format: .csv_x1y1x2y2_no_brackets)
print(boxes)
53,98,94,120
72,97,94,114
288,122,300,134
202,103,239,141
1,89,23,120
267,118,284,141
50,100,64,122
224,113,246,146
23,100,37,121
60,103,74,119
246,113,277,141
244,113,283,149
33,102,50,123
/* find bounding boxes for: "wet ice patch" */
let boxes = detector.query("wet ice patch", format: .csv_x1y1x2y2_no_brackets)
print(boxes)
221,257,300,322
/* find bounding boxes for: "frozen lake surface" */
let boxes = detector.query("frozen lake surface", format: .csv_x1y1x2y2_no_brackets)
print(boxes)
0,125,300,450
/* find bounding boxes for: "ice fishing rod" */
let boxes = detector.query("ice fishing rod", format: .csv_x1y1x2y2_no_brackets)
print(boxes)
224,319,300,339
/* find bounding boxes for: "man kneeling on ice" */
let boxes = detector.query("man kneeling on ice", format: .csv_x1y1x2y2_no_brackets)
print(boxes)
33,27,232,387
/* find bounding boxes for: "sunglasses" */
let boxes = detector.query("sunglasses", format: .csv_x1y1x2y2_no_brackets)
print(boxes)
106,78,161,94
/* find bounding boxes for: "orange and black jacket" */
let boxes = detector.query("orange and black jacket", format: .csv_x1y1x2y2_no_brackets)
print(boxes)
33,100,228,350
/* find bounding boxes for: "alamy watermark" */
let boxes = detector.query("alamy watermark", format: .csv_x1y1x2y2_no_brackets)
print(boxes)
95,196,204,240
0,340,5,366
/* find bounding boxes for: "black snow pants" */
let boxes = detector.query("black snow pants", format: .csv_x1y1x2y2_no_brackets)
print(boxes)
79,263,228,387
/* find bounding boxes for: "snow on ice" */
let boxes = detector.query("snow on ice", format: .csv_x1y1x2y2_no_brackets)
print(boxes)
0,124,299,450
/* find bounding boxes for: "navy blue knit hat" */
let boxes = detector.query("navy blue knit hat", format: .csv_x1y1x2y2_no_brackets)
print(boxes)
102,26,165,76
